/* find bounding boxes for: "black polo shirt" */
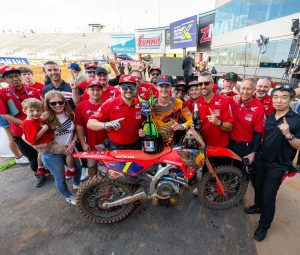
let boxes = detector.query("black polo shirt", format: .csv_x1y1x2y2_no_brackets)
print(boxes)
42,80,83,110
260,109,300,166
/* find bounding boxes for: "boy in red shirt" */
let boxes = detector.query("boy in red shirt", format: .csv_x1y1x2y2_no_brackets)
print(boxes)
21,98,77,177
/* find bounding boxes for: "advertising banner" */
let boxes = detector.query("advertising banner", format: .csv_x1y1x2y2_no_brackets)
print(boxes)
110,34,136,53
135,30,166,54
197,13,215,52
0,57,30,65
170,15,198,49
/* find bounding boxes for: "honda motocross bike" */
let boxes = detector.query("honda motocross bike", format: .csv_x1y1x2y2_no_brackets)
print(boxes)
73,129,248,224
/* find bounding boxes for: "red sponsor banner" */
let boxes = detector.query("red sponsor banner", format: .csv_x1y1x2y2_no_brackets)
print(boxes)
135,30,166,54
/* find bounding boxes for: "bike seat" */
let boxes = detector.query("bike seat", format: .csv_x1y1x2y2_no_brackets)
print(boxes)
110,147,172,161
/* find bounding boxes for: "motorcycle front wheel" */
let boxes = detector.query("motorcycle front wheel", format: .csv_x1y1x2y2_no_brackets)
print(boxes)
198,165,248,210
76,176,136,224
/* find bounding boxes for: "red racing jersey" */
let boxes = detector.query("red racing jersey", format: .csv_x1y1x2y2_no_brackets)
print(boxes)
230,98,265,142
197,94,233,147
89,96,143,145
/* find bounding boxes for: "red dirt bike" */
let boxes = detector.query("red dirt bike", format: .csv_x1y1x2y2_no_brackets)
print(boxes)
73,130,248,224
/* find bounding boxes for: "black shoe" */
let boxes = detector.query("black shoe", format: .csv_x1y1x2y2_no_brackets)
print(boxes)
36,175,45,187
254,226,268,241
244,205,261,214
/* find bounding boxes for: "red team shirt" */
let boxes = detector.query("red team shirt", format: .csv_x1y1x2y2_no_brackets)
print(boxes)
184,98,199,113
26,82,44,96
230,98,265,142
254,93,274,116
197,94,233,147
75,100,106,150
21,118,54,145
90,96,143,145
0,85,41,136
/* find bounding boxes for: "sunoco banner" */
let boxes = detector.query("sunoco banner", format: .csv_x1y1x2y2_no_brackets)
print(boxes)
135,30,166,54
110,34,136,53
170,15,197,49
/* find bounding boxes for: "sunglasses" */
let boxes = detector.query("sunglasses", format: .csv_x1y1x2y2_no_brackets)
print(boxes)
122,85,136,91
198,81,211,87
86,70,95,74
48,101,65,106
151,72,160,76
176,88,186,92
274,84,291,90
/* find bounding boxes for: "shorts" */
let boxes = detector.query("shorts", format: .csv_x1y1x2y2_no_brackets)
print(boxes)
0,115,9,128
38,141,66,154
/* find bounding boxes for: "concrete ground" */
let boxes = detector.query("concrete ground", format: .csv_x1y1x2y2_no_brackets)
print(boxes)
0,157,299,255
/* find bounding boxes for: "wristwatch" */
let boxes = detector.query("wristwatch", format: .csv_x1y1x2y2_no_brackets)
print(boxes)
286,134,295,141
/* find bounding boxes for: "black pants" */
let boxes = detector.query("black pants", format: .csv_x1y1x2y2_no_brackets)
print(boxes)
13,136,38,173
252,155,285,229
228,140,253,158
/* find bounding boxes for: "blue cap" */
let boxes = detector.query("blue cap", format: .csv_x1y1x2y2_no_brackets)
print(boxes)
68,63,81,71
157,75,173,86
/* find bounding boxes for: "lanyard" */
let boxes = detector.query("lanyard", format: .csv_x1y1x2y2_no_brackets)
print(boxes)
7,86,29,101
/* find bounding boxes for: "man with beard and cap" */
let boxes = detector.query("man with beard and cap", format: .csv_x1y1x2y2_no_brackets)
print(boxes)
148,66,161,98
220,72,239,97
88,75,143,150
0,66,45,187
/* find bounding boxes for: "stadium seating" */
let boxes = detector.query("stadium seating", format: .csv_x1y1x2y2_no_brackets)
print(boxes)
0,32,111,60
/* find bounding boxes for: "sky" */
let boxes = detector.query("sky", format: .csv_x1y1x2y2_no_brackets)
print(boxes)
0,0,215,33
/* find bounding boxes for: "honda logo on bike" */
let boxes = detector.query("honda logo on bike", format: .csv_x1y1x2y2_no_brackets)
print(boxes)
115,155,135,159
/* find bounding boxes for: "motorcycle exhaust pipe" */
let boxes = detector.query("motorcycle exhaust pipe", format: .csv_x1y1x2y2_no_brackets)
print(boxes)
101,191,147,209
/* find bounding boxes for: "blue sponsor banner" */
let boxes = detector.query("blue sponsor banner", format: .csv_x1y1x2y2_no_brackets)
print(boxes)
110,35,136,53
170,15,198,49
0,57,30,65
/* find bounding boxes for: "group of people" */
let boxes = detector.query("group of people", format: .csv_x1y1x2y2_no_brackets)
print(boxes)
0,59,300,242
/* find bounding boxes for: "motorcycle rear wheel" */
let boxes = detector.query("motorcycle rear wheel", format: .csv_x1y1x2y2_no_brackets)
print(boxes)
198,165,248,210
76,176,136,224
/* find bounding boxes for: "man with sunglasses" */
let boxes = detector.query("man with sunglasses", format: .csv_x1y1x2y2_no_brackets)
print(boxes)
77,63,98,92
229,77,265,164
174,80,187,102
75,78,106,178
88,75,143,150
196,72,233,148
246,85,300,241
149,66,161,98
0,66,46,187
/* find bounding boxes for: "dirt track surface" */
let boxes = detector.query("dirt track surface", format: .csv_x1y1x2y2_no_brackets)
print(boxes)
0,162,257,255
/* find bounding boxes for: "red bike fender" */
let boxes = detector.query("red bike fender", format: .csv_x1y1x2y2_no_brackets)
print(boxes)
205,146,242,161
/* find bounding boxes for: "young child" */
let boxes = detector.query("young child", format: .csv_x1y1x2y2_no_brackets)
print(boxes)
21,98,77,177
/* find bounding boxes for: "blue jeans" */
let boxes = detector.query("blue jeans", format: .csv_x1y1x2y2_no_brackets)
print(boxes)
41,152,81,198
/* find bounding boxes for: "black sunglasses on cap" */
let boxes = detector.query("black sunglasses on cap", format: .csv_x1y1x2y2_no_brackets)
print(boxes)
151,72,160,76
86,70,95,74
271,84,295,98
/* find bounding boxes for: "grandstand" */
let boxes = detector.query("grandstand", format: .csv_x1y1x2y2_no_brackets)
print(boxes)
0,32,111,61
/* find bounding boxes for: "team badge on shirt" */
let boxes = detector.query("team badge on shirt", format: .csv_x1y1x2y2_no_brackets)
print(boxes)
245,113,253,122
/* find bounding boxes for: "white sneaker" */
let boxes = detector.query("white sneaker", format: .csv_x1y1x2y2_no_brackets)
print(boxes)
15,155,29,164
80,167,89,181
192,188,198,196
66,195,76,205
65,175,71,180
73,184,80,190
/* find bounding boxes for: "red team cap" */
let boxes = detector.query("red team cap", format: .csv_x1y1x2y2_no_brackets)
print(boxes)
149,66,161,74
86,78,103,88
84,63,97,69
119,75,137,85
0,66,21,77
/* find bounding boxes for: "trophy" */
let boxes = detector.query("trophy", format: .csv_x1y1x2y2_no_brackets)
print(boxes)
138,92,163,154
